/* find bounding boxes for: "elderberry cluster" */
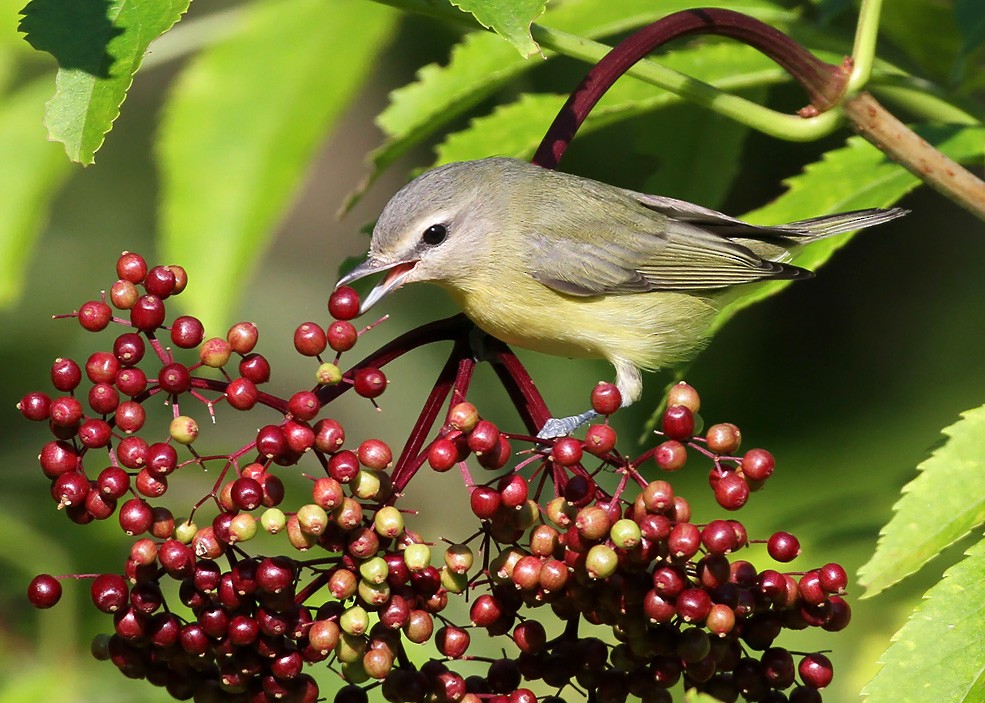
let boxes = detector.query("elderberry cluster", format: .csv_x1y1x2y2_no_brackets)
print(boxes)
23,251,847,703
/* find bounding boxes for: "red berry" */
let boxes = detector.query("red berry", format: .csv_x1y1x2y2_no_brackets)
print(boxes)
113,333,145,367
428,439,458,471
158,362,191,394
231,477,264,511
49,396,83,427
52,471,91,506
226,377,258,410
239,353,270,384
469,486,501,519
28,574,62,608
661,404,694,441
354,367,386,398
115,367,147,397
358,439,392,470
798,653,833,688
227,322,259,354
294,322,327,356
119,498,154,535
170,315,205,348
329,286,360,320
667,381,700,412
467,420,500,455
327,320,358,352
130,295,166,331
590,382,621,415
654,439,687,470
86,351,119,384
78,300,112,331
50,358,82,391
312,418,345,453
110,280,138,309
584,424,616,456
767,531,801,562
551,437,583,466
819,562,848,594
144,265,177,298
116,252,148,283
741,448,775,481
98,466,130,499
79,418,112,448
287,390,320,421
701,519,737,555
712,471,750,510
19,391,51,421
436,626,470,658
91,573,128,613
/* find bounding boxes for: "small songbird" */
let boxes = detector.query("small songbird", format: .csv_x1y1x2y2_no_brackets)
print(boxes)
337,157,905,434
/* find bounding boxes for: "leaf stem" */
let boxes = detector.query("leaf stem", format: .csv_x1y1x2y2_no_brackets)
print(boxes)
846,0,884,94
842,92,985,221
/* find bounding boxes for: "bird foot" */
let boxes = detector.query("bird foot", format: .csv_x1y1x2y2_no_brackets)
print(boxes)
537,409,600,439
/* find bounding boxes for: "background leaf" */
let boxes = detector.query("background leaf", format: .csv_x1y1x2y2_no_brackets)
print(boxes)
0,78,73,304
862,537,985,703
346,0,795,208
18,0,190,164
710,125,985,335
448,0,546,57
858,404,985,596
157,0,396,334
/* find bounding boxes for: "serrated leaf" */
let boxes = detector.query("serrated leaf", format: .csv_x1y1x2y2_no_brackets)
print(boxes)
449,0,546,57
858,405,985,596
710,124,985,336
431,42,784,165
862,537,985,703
158,0,396,334
18,0,190,164
0,78,73,305
345,0,795,209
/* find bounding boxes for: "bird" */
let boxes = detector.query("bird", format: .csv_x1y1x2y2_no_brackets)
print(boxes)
336,157,906,436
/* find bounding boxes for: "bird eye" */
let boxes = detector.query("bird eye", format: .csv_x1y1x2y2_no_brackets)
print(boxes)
422,224,447,246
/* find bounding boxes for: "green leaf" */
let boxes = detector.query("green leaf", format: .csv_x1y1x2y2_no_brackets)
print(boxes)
0,78,73,306
448,0,546,57
862,537,985,703
955,0,985,58
431,42,785,167
157,0,396,334
345,0,795,209
858,405,985,596
18,0,190,164
709,125,985,336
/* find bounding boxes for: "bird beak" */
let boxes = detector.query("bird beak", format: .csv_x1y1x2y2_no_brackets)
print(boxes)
335,257,419,316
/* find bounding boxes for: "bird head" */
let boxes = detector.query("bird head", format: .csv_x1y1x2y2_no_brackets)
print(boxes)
336,159,511,315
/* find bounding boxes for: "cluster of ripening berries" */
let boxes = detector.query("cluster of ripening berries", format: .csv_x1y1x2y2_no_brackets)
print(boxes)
23,252,847,703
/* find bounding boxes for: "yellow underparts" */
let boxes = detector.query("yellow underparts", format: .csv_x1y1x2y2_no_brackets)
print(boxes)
438,277,716,389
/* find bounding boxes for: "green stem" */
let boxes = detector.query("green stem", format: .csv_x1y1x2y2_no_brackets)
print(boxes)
847,0,884,93
531,24,842,143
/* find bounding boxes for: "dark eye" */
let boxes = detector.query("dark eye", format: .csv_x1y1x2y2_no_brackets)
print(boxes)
422,224,447,246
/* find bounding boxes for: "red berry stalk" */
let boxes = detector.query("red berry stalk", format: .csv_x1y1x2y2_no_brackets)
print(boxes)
24,251,849,703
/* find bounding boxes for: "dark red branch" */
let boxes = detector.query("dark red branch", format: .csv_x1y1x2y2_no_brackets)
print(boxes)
533,8,849,169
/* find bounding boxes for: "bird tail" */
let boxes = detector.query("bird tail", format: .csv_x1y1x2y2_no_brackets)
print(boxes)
779,207,909,241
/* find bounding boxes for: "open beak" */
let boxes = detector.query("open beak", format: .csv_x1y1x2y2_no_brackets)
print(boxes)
335,258,419,316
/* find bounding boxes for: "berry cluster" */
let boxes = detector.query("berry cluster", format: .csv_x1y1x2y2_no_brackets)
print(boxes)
24,252,847,703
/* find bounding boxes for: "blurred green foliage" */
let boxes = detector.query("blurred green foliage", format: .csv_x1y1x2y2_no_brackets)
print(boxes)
1,0,984,702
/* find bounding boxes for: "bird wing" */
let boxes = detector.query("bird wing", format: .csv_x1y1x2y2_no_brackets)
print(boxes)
527,197,809,296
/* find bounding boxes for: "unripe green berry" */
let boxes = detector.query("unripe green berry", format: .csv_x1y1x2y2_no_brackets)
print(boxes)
296,503,329,536
169,415,199,445
373,505,404,538
610,518,642,549
260,508,286,534
403,543,431,572
315,362,343,385
228,513,257,543
335,631,367,663
340,605,369,636
440,566,469,593
351,470,382,500
174,519,197,544
359,556,389,585
585,544,618,580
357,578,390,606
444,544,474,574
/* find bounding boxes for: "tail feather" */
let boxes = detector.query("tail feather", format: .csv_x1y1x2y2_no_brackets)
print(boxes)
780,207,910,240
